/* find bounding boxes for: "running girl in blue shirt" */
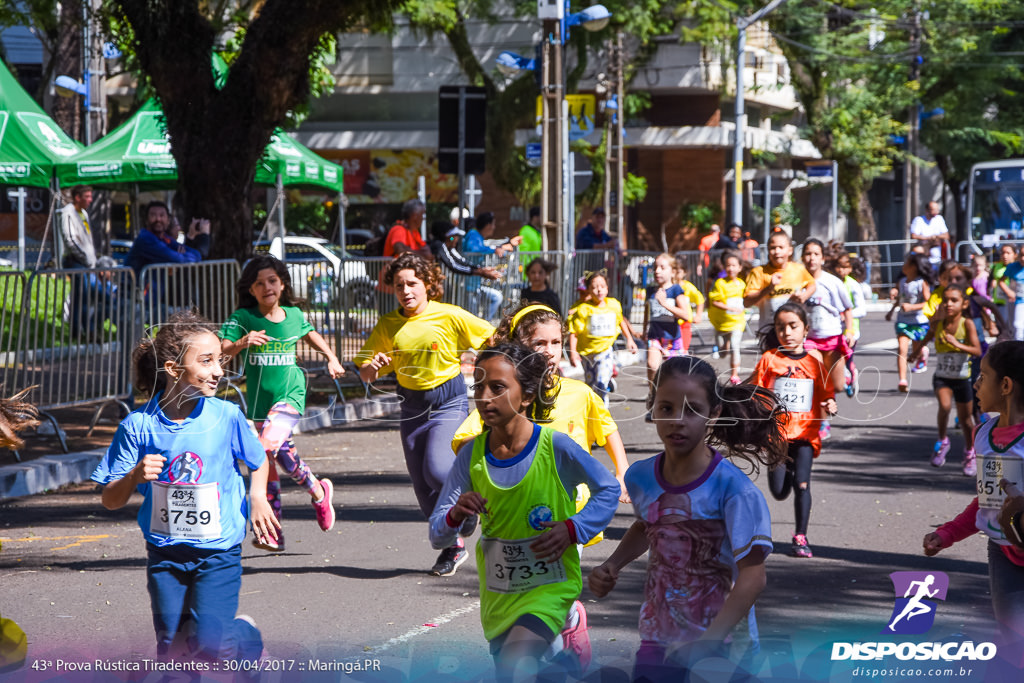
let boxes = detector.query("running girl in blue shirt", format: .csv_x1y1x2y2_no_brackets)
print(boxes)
589,356,788,681
92,310,278,663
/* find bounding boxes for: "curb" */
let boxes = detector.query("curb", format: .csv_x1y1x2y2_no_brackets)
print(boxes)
0,449,106,501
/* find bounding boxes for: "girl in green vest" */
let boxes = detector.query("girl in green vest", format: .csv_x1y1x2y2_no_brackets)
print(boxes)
429,342,620,681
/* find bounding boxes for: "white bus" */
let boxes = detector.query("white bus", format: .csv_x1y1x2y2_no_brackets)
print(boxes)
967,159,1024,253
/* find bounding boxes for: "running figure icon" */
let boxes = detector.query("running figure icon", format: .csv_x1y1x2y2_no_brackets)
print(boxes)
889,574,939,631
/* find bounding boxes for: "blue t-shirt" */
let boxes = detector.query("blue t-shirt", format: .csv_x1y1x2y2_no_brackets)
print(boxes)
625,451,772,648
576,224,613,250
1003,262,1024,304
646,283,685,340
91,395,266,550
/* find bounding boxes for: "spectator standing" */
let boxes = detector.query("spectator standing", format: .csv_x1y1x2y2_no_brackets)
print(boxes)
126,201,202,275
910,201,951,267
698,224,721,270
713,223,744,252
576,208,616,251
427,220,503,290
462,212,521,320
383,199,431,258
519,206,544,253
59,185,96,269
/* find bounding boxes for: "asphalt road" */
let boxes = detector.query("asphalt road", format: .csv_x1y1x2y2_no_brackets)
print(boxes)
0,312,1014,682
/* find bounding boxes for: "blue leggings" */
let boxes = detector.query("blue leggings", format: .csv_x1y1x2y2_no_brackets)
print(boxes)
398,375,469,518
146,543,262,662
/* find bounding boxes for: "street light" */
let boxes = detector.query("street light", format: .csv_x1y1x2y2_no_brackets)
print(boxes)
731,0,790,227
496,51,536,77
533,1,611,252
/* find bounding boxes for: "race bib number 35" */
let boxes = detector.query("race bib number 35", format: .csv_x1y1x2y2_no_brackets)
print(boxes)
774,377,814,413
481,536,567,594
150,481,222,540
977,456,1024,509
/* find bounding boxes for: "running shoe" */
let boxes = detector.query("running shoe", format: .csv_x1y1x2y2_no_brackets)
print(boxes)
912,347,929,373
429,545,468,577
729,375,741,385
459,514,478,538
931,437,950,467
313,478,336,532
252,525,284,552
898,380,909,393
818,422,831,441
962,449,977,477
791,534,813,558
559,600,591,677
711,346,721,360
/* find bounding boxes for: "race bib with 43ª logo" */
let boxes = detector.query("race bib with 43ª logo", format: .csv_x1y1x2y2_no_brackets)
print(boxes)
480,536,567,594
773,377,814,413
149,481,222,540
977,455,1024,510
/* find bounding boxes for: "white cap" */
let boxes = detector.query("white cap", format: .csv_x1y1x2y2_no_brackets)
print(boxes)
450,207,470,222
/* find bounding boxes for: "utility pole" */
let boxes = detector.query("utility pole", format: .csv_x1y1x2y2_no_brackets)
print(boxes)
905,3,922,232
732,0,790,227
603,32,626,251
540,19,565,252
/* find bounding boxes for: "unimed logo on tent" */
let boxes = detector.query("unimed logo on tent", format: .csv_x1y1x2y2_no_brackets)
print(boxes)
884,571,948,635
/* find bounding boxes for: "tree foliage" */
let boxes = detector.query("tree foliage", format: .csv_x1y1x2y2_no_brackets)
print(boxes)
102,0,397,260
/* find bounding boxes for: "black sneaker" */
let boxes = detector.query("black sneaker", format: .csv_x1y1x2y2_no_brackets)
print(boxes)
459,514,478,538
429,545,468,577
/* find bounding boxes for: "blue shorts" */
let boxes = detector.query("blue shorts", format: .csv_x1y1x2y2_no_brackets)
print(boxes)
895,322,929,341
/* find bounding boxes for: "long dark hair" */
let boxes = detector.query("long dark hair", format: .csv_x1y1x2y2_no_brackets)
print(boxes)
133,310,219,396
647,356,788,472
904,252,937,288
475,342,560,424
984,341,1024,405
758,302,808,353
236,255,302,309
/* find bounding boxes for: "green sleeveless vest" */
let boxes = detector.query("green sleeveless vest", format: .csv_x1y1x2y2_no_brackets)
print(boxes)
470,426,581,641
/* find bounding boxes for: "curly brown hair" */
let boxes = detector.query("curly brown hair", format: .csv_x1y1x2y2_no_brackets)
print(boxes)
133,310,220,396
384,252,445,301
0,388,40,450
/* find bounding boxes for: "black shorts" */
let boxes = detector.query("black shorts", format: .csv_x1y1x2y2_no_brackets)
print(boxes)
932,374,973,404
487,613,556,657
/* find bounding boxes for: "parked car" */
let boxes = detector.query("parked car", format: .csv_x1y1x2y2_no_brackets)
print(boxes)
252,236,378,309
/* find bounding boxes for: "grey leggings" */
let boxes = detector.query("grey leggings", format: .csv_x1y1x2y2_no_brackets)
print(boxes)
988,540,1024,642
715,328,744,366
397,375,469,517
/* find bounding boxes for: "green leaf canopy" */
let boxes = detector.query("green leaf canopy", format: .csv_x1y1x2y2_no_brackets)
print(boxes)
0,59,83,188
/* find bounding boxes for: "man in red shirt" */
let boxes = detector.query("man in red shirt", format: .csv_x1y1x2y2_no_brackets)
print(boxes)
384,199,431,258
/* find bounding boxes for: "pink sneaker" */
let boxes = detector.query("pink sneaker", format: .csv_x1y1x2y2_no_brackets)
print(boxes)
962,449,977,477
313,478,336,532
931,438,950,467
560,600,591,676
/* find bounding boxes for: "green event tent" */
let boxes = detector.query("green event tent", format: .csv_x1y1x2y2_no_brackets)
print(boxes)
55,98,343,193
0,60,83,188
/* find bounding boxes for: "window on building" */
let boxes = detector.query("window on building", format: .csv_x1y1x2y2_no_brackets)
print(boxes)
334,31,393,86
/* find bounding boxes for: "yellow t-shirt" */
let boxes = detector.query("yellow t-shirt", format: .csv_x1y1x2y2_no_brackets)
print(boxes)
451,376,618,454
676,279,705,321
354,300,495,390
568,298,624,355
708,276,747,332
923,285,944,320
744,261,815,317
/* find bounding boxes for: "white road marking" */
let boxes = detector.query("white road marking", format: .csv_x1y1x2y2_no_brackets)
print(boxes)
370,600,481,653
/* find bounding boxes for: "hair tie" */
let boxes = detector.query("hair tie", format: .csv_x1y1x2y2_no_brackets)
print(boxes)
582,268,608,281
510,304,558,333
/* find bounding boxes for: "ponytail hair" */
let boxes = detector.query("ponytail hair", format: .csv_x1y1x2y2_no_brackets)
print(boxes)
0,388,40,450
758,302,808,353
647,356,788,472
476,342,560,423
133,310,219,397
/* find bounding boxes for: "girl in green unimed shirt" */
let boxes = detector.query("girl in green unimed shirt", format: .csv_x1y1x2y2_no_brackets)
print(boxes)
220,256,343,551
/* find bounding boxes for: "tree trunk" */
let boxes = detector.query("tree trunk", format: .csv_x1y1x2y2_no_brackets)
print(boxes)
52,0,82,140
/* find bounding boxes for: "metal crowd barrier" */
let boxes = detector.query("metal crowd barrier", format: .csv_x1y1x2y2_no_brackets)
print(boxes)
0,271,29,413
10,266,138,456
838,240,915,299
137,259,241,332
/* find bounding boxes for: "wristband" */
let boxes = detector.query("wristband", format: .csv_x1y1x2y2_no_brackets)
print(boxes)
1010,511,1024,547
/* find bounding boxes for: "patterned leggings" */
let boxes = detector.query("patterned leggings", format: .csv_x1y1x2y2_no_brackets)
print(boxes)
257,403,318,518
581,348,616,401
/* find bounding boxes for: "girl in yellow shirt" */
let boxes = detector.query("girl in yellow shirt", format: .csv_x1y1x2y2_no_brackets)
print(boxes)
356,253,495,577
568,271,638,404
